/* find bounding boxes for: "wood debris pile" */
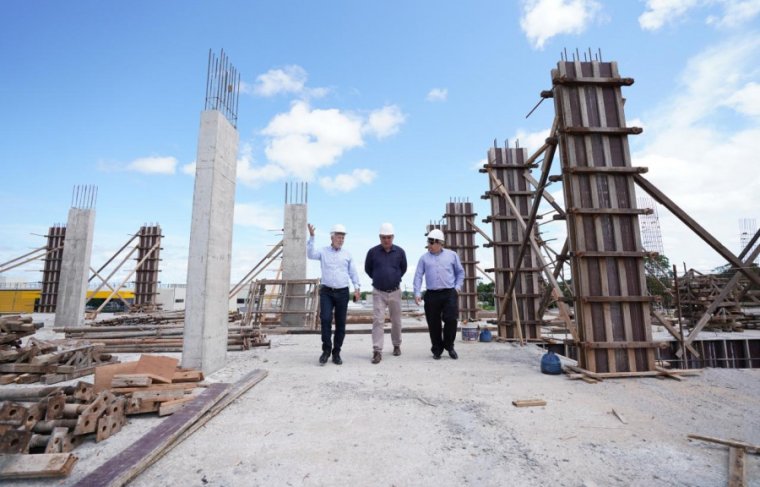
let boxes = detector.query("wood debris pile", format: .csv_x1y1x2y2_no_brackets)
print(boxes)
677,270,760,331
57,310,268,353
94,354,205,416
1,315,116,385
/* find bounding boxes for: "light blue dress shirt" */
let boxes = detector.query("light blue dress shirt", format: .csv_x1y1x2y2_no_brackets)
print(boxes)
307,237,361,290
413,248,465,298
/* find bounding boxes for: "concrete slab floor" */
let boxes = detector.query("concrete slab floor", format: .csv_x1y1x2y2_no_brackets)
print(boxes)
9,318,760,487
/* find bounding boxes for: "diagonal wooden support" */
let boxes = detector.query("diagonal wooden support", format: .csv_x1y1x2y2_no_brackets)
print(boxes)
487,170,577,341
634,174,760,288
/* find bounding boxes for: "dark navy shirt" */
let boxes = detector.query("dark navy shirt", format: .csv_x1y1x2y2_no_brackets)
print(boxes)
364,244,407,292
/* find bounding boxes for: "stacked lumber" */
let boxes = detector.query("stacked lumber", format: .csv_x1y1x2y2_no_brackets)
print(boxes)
676,270,760,331
95,355,205,417
0,381,122,478
61,325,268,353
0,315,41,348
0,338,117,385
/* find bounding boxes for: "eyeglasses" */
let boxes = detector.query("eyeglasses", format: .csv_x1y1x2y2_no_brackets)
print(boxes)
380,235,393,239
427,239,442,245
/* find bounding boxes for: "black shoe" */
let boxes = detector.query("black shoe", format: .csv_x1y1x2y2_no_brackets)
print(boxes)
319,352,330,365
393,346,401,356
433,353,441,360
332,353,343,365
448,349,458,360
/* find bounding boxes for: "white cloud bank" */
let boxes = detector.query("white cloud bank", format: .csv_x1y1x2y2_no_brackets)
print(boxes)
520,0,602,49
242,65,329,99
632,34,760,269
234,202,283,230
234,101,404,188
639,0,760,30
319,168,377,193
126,156,177,175
426,88,448,102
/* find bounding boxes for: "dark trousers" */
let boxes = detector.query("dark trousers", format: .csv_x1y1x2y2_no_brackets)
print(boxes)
319,287,349,354
423,288,458,355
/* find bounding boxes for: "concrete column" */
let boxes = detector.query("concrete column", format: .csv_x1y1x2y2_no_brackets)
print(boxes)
182,110,239,374
282,203,307,326
54,208,95,327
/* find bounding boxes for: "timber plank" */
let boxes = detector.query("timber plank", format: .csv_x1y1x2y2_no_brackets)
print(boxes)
0,452,78,479
512,399,547,408
134,355,178,384
74,382,231,487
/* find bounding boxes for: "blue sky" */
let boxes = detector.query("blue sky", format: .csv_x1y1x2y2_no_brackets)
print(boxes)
1,0,759,293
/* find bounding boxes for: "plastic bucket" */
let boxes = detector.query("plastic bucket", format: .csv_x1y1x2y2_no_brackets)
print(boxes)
461,323,478,342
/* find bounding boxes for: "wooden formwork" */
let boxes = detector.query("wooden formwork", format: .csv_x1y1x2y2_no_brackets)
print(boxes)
552,59,656,374
443,202,479,322
483,147,543,340
243,279,320,330
133,225,162,309
38,226,65,313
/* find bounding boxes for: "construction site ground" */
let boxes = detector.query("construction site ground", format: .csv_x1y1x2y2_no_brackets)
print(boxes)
9,314,760,487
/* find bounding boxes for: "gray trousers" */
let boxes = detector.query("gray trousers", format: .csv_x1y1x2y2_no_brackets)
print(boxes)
372,288,402,352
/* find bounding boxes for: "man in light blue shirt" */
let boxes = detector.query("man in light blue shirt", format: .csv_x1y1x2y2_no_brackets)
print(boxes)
308,223,361,365
413,228,464,360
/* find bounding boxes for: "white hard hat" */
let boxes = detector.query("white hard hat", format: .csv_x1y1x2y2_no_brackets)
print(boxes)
330,223,347,234
428,229,445,242
379,223,394,236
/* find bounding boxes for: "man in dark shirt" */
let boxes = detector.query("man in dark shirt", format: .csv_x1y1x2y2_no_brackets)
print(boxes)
364,223,407,364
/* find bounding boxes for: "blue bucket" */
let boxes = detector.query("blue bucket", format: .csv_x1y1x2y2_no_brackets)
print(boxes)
479,328,493,342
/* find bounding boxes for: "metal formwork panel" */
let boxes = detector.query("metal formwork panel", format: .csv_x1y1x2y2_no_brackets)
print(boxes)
443,202,479,322
38,225,65,312
133,225,162,308
552,59,655,373
483,147,543,340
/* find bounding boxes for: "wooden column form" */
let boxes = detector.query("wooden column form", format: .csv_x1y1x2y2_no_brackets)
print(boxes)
482,146,543,339
443,201,479,322
133,225,163,310
39,226,66,313
552,59,656,373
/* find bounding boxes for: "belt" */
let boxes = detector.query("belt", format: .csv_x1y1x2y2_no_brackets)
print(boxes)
376,286,399,293
425,288,453,293
321,285,348,292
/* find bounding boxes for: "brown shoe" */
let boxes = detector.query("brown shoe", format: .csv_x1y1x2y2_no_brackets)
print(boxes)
393,346,401,356
371,351,382,364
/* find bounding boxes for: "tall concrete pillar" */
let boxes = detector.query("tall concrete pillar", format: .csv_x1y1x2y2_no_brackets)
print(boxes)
281,182,308,326
182,110,239,373
54,187,96,328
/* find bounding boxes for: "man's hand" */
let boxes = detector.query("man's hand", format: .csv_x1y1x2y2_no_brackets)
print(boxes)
354,290,361,303
414,296,422,306
307,223,315,237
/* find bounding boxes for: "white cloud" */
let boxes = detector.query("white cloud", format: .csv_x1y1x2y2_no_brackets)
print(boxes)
249,65,307,97
426,88,448,102
126,156,177,175
471,157,487,171
631,35,760,269
641,0,760,31
520,0,602,49
261,100,365,180
319,169,377,193
243,65,329,99
639,0,699,30
364,105,406,138
513,127,552,153
234,202,283,230
181,162,196,175
723,81,760,117
707,0,760,27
